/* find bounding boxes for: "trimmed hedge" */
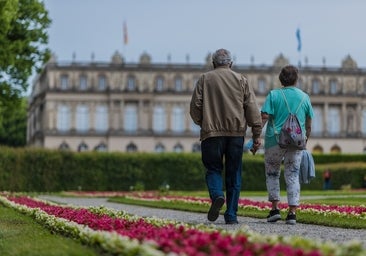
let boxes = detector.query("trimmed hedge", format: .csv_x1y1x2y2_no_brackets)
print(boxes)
0,146,365,192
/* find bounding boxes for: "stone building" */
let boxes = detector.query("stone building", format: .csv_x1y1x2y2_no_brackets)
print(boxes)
27,51,366,153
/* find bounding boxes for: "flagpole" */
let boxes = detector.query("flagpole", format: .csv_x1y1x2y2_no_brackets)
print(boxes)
296,27,302,68
123,20,128,61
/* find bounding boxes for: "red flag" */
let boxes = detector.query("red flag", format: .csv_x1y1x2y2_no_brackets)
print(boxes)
123,21,128,45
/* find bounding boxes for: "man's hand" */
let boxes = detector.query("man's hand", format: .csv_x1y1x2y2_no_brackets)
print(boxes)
250,138,261,155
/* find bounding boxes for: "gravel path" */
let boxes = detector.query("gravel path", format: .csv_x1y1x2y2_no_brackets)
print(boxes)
38,195,366,250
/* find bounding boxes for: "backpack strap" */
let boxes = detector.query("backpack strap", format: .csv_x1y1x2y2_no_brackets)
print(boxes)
279,89,306,114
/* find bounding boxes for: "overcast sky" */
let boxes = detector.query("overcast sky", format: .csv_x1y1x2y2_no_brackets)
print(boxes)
43,0,366,68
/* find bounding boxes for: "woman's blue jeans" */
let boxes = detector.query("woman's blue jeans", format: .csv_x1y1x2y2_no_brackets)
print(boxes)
201,136,244,222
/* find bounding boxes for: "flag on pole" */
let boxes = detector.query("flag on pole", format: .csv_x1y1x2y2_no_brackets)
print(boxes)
123,21,128,45
296,28,301,52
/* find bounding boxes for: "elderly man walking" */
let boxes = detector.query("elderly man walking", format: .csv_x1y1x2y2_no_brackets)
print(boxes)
190,48,262,224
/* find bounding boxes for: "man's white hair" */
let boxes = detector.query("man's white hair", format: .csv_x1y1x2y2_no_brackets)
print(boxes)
212,48,232,66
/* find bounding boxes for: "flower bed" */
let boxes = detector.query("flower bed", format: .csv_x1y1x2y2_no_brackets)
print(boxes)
0,193,364,256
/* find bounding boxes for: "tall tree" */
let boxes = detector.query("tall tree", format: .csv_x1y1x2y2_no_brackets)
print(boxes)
0,0,51,100
0,0,50,146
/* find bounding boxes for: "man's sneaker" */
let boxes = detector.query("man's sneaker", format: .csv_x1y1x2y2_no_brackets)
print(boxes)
286,212,296,225
207,196,225,222
267,209,281,222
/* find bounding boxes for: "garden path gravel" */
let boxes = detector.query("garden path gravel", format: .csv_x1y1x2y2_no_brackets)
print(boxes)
38,195,366,250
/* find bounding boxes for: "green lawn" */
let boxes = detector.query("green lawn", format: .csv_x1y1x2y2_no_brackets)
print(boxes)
0,206,101,256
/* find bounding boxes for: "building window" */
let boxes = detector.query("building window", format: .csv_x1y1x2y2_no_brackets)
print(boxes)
173,143,183,153
57,104,70,132
126,143,138,152
192,77,199,90
155,143,165,153
95,105,108,132
257,78,266,94
79,75,87,90
98,75,107,90
327,106,340,135
362,109,366,135
124,104,137,132
127,75,136,91
60,75,69,90
78,142,89,152
155,76,164,91
312,145,323,154
59,142,70,150
312,106,323,135
94,143,107,152
297,78,304,91
174,77,183,92
190,120,200,134
153,105,166,132
312,79,320,94
171,106,184,133
330,145,341,154
329,80,338,95
192,143,201,152
76,104,89,132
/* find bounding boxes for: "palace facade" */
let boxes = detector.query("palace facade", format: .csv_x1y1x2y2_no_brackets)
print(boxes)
27,51,366,153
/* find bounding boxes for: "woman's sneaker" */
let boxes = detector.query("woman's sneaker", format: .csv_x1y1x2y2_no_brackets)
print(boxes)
267,209,281,222
286,212,296,225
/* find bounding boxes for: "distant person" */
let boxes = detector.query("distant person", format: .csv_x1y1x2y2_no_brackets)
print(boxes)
261,65,314,225
190,48,262,224
323,169,332,190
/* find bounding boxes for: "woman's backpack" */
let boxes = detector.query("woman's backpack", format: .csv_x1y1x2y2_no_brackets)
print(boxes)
274,90,307,150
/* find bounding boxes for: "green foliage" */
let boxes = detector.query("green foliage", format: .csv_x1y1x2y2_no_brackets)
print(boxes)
0,0,51,103
0,147,365,192
0,97,27,147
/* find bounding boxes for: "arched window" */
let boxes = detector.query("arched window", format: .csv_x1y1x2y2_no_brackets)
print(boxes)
192,143,201,152
126,142,138,152
312,145,323,154
153,105,166,132
155,143,165,153
330,145,341,154
76,104,89,132
173,143,184,153
78,142,88,152
59,142,70,150
171,106,184,133
95,105,108,132
57,104,71,132
94,143,107,152
124,104,138,132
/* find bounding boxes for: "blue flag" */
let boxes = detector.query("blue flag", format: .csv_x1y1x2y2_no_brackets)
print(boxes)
296,28,301,52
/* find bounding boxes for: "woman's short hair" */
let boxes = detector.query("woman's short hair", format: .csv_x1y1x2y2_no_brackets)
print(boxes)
279,65,298,86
